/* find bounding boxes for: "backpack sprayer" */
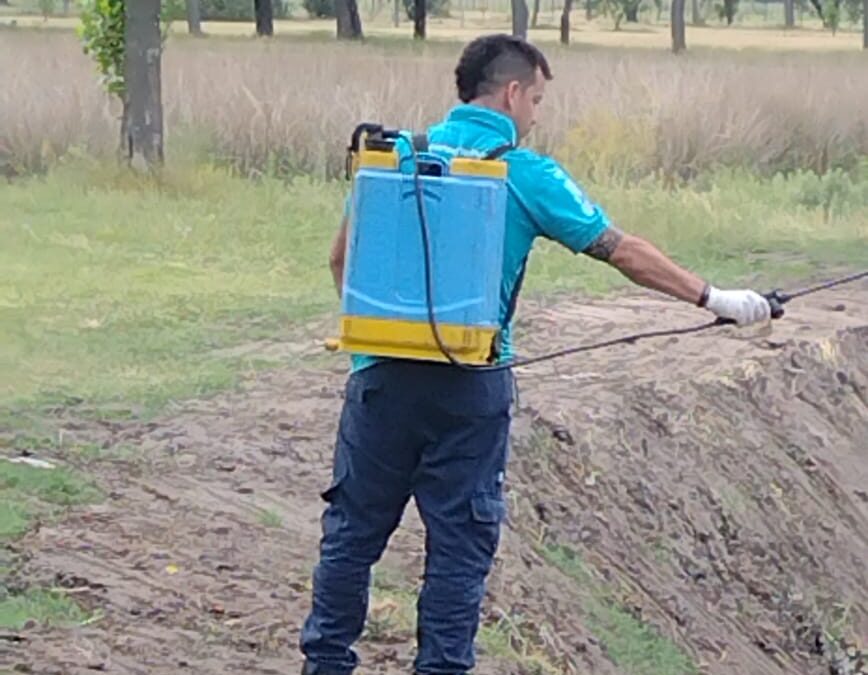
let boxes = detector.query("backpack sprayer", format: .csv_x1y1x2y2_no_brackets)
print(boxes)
325,123,512,365
326,123,867,370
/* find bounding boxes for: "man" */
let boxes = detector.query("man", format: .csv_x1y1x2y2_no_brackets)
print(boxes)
300,34,770,675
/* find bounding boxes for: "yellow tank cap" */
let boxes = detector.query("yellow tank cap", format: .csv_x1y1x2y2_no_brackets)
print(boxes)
450,157,507,179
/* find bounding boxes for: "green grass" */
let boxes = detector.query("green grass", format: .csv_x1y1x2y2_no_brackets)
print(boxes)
540,543,697,675
589,603,697,675
1,159,866,437
0,460,101,505
0,502,30,539
257,509,283,528
0,160,344,420
478,619,561,674
60,442,137,464
0,588,89,630
0,459,101,540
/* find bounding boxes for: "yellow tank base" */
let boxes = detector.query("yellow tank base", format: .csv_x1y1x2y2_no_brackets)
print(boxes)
325,316,498,365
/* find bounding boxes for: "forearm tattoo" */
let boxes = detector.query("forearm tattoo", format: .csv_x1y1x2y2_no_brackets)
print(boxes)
582,226,624,261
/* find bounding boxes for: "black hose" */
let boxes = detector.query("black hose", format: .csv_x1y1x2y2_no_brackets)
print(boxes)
406,138,866,372
783,270,868,301
408,136,468,368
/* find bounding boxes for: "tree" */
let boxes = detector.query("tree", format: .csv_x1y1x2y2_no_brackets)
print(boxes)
692,0,705,24
336,0,363,37
414,0,425,38
600,0,626,29
716,0,738,24
783,0,795,25
561,0,573,42
531,0,541,27
79,0,171,168
624,0,640,21
124,0,163,168
823,0,839,32
254,0,274,35
843,0,860,22
864,0,867,48
671,0,686,51
393,0,400,25
512,0,529,36
39,0,57,19
186,0,203,35
807,0,824,20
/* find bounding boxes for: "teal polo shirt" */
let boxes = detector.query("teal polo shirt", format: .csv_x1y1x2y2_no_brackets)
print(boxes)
344,103,612,372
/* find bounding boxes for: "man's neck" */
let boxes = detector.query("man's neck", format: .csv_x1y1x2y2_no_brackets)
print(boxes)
469,96,508,117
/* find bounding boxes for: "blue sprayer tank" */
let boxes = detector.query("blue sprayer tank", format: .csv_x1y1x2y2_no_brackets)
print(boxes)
326,124,509,365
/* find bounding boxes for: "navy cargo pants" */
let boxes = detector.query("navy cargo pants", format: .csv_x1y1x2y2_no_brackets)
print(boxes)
299,359,513,674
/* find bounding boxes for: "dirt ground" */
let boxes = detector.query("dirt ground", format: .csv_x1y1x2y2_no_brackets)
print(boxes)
2,281,867,675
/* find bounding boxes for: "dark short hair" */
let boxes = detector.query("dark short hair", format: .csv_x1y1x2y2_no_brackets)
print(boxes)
455,34,553,103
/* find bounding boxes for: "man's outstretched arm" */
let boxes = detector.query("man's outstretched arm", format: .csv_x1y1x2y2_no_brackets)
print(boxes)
584,226,771,325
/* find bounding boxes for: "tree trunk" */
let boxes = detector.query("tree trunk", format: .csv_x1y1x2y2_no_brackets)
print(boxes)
625,2,639,21
783,0,794,26
531,0,541,27
863,0,867,48
585,0,592,20
254,0,274,36
393,0,400,25
186,0,203,35
807,0,823,19
560,0,573,42
63,0,71,14
124,0,163,169
413,0,426,38
671,0,686,51
511,0,529,35
336,0,364,37
691,0,704,24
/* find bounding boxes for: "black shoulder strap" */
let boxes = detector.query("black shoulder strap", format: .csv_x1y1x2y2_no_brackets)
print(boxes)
412,133,429,153
484,143,515,160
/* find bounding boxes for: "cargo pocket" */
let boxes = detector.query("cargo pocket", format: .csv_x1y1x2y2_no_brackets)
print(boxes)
471,494,506,524
320,450,349,503
470,493,507,566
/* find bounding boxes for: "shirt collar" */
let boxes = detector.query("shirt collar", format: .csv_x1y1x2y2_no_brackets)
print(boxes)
445,103,519,146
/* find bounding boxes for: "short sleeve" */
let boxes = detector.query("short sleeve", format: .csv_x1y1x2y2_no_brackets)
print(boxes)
510,151,611,253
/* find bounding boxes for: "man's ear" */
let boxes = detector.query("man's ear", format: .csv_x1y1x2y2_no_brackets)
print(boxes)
504,80,522,108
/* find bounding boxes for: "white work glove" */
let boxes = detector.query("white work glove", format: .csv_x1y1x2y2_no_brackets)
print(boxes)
703,287,772,325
